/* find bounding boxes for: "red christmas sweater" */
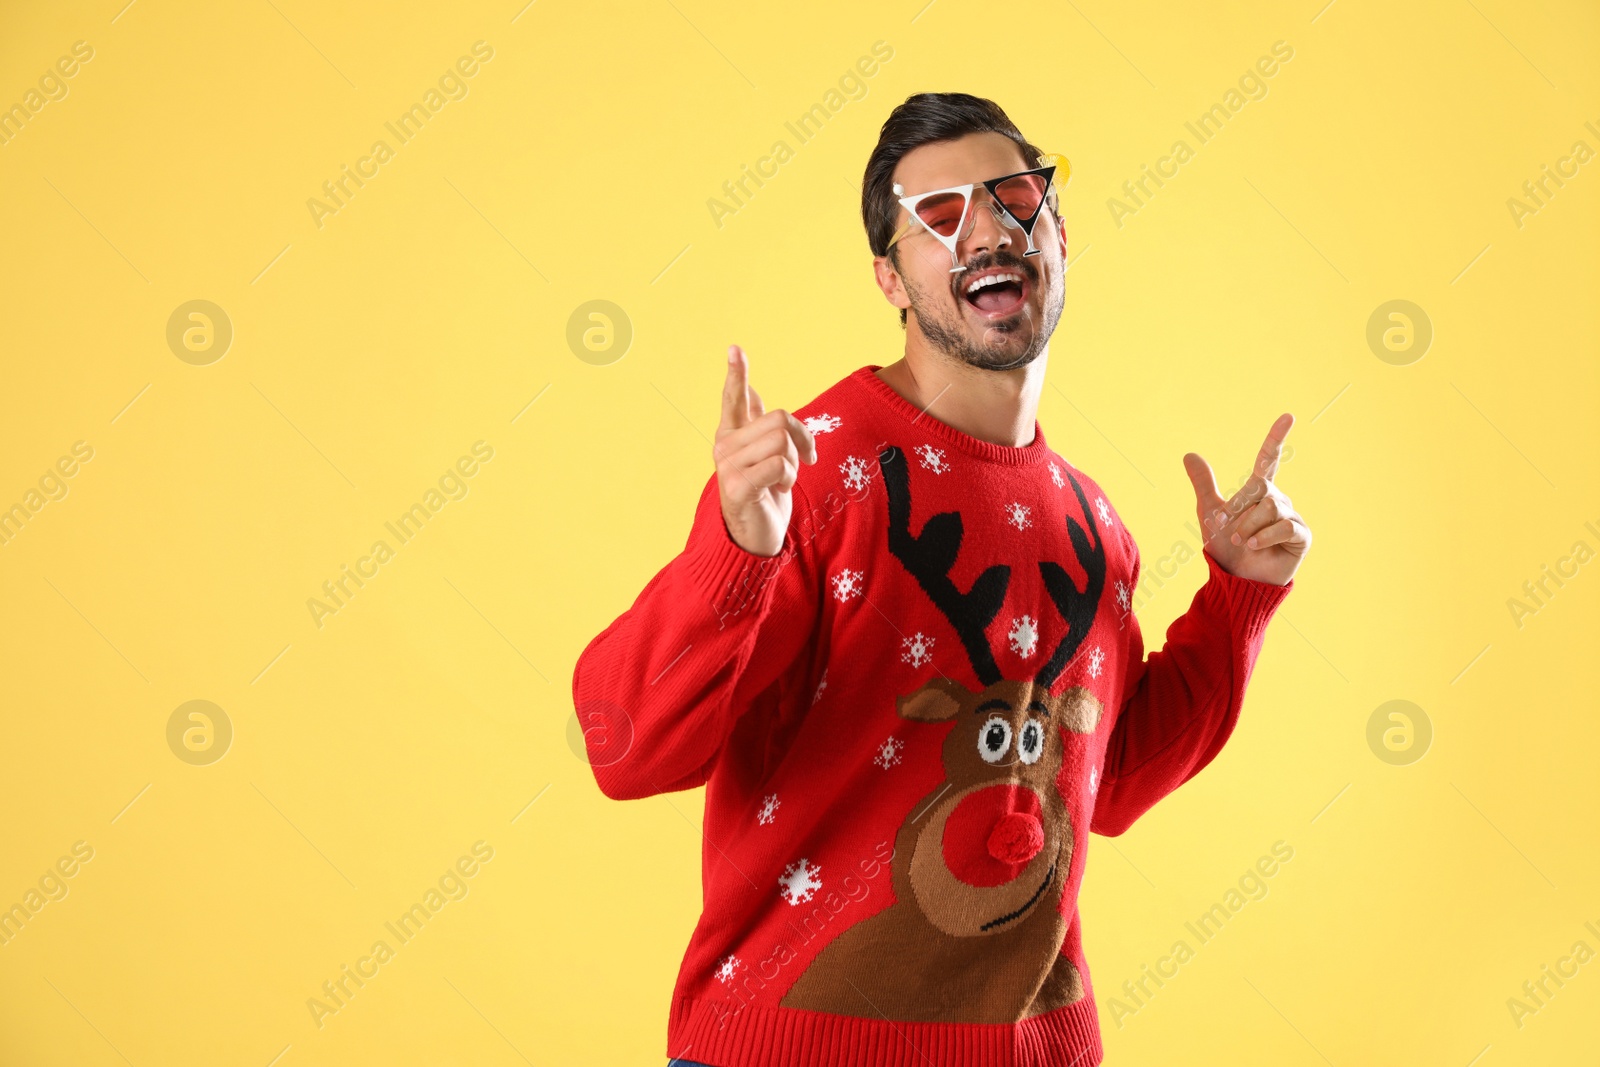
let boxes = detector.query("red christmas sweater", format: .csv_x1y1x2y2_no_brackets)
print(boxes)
572,364,1292,1067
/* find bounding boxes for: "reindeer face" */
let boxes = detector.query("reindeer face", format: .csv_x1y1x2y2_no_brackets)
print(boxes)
895,677,1102,938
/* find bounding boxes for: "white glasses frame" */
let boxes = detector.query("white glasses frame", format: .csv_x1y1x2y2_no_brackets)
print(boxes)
887,154,1069,273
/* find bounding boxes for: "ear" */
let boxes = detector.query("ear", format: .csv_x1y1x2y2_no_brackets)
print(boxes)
1054,686,1103,734
897,676,967,722
873,254,911,313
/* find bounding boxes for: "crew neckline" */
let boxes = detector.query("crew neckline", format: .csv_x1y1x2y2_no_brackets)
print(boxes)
849,365,1052,467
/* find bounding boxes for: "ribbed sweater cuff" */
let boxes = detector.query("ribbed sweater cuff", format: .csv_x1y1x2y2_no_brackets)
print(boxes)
1197,549,1293,644
683,485,810,626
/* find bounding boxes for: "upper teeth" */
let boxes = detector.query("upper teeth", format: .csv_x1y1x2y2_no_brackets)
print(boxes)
966,272,1022,295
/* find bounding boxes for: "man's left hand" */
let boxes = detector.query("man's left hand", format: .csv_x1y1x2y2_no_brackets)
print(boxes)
1183,413,1311,587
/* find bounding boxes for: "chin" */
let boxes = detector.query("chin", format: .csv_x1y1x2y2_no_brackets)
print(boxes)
968,345,1042,372
908,287,1058,371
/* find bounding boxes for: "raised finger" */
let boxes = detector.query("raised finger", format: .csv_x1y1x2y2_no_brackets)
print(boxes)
1183,453,1225,523
719,345,750,434
1252,413,1294,483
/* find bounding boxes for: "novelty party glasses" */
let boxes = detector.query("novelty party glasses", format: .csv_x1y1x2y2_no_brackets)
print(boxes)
887,153,1069,272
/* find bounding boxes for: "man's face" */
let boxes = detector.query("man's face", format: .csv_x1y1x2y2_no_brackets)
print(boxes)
875,131,1067,372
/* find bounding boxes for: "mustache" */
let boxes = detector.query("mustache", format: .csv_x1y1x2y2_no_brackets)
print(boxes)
950,252,1038,293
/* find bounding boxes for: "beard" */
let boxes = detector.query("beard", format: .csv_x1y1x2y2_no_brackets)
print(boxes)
903,249,1065,372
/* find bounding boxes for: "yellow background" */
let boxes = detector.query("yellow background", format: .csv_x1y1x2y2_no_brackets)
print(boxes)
1,1,1595,1064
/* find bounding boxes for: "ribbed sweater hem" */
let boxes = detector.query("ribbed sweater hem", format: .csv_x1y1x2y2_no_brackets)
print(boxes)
667,991,1104,1067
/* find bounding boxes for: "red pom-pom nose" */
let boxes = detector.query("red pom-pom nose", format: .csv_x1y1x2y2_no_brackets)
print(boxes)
943,784,1046,886
989,811,1045,865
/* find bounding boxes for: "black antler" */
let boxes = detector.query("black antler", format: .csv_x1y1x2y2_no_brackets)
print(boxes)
879,446,1010,686
1036,467,1107,689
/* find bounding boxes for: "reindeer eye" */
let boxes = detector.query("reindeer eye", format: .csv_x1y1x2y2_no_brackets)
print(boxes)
1017,718,1045,764
978,716,1012,763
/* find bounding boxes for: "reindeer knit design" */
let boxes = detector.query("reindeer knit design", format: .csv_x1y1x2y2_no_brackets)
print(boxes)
573,365,1292,1067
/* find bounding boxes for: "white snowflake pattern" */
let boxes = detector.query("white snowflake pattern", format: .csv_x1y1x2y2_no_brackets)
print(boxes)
804,413,842,437
1008,615,1039,658
1115,580,1130,611
714,955,744,984
1088,765,1100,796
1048,462,1064,488
757,793,780,826
831,569,865,603
1095,496,1113,527
839,455,873,493
778,858,822,906
901,631,934,667
812,667,828,705
914,444,950,474
874,736,904,769
1004,502,1033,530
1087,645,1105,680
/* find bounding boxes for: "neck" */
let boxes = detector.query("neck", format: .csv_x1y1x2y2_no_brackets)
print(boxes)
875,339,1047,449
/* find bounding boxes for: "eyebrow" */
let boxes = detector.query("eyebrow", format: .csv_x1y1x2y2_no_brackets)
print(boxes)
974,698,1052,719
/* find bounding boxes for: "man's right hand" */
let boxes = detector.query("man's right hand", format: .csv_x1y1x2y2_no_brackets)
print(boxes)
715,344,817,557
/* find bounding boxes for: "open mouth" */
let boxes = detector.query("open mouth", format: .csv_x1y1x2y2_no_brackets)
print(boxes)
979,860,1055,932
960,269,1030,320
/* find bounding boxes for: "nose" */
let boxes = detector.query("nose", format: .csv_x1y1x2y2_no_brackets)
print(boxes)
989,811,1045,865
961,192,1013,261
942,783,1045,887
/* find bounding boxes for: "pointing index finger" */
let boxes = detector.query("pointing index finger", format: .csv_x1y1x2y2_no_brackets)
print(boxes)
1253,412,1294,483
720,345,750,433
1218,413,1294,521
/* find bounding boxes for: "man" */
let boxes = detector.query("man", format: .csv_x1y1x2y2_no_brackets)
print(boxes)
573,92,1311,1067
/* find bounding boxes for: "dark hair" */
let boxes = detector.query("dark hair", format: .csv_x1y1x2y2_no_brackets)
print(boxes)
861,93,1047,326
